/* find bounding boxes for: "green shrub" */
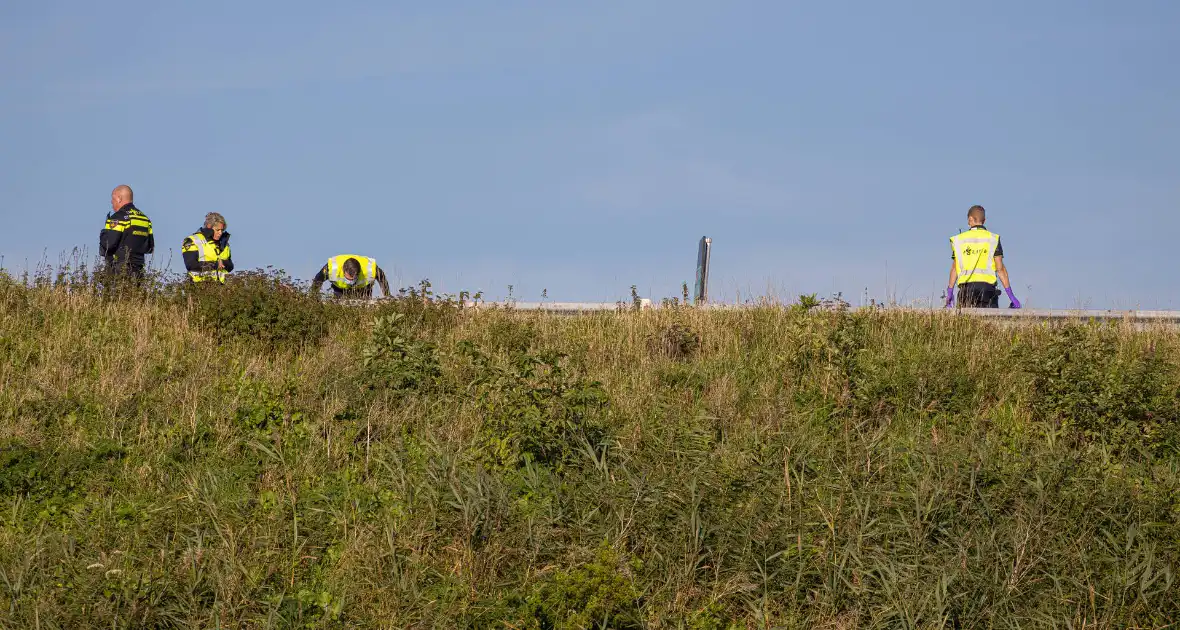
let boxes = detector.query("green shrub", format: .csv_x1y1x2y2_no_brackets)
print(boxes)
231,379,305,436
462,342,611,471
470,543,645,629
481,316,537,355
520,544,645,630
362,313,444,394
785,311,870,407
0,441,124,500
0,440,127,528
371,279,466,337
182,268,337,351
1018,324,1180,453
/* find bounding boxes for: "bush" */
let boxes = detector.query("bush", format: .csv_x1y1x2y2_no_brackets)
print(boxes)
231,379,305,436
520,544,645,629
371,279,466,337
481,316,537,355
1019,324,1180,453
362,313,443,394
785,311,870,407
182,268,338,351
0,440,126,527
462,342,611,471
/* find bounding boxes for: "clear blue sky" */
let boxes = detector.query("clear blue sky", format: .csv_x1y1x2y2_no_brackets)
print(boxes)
2,1,1177,308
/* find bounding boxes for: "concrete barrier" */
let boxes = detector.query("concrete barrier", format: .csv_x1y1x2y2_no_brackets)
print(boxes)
938,308,1180,323
339,298,1180,324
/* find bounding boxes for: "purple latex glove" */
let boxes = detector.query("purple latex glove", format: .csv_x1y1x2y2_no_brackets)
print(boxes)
945,287,955,309
1005,287,1021,309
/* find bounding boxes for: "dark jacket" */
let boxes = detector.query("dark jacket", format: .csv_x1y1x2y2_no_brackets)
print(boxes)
182,227,234,275
99,203,154,273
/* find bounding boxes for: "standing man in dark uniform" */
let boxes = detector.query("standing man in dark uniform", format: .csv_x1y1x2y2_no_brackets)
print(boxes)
99,185,154,277
946,205,1021,309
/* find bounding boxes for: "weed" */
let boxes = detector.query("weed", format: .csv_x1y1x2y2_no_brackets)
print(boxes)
650,322,702,360
523,543,645,629
362,313,443,394
462,343,611,471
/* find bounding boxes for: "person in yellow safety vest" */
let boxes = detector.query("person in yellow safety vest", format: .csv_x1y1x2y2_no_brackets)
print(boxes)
946,205,1020,309
182,212,234,284
311,255,392,299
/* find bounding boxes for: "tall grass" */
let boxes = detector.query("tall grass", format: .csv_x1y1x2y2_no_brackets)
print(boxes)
1,270,1178,628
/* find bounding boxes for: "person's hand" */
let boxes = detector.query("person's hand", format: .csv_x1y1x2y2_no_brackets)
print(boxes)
217,260,225,270
1005,287,1021,309
945,287,955,309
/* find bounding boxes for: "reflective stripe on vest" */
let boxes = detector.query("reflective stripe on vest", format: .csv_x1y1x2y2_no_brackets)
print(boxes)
950,229,1000,285
327,254,377,290
185,233,227,284
127,209,153,238
104,209,152,236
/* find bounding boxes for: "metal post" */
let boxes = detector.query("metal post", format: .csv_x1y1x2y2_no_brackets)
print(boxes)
694,236,711,304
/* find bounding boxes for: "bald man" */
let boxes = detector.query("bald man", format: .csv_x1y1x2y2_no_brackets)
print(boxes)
98,185,154,276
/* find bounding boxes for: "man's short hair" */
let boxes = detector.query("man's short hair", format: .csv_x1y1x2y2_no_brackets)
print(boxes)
204,212,227,229
342,257,361,277
967,205,986,223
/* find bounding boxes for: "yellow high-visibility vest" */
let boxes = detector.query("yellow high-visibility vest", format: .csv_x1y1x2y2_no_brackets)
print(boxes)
950,228,1000,285
183,232,230,283
326,254,377,290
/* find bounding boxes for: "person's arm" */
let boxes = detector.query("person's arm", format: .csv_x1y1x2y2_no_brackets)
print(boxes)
992,239,1008,288
311,264,329,295
375,265,391,297
220,245,233,273
182,237,219,272
995,254,1021,308
995,256,1010,290
181,237,200,272
943,239,959,309
945,259,958,308
99,212,126,258
145,230,155,256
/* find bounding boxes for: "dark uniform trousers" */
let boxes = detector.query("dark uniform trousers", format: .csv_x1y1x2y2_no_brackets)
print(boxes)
957,282,1000,308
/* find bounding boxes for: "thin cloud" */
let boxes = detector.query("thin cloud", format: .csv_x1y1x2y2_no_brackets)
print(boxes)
46,3,725,103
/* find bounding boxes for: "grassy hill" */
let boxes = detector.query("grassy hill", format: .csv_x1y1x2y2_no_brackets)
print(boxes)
1,271,1178,628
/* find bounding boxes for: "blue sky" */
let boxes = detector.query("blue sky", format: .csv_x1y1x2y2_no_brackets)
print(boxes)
2,1,1177,308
